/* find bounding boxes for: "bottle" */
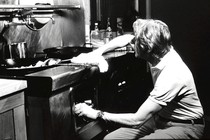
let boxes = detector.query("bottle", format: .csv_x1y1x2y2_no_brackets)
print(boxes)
105,17,113,42
117,17,124,36
85,24,91,47
90,22,100,43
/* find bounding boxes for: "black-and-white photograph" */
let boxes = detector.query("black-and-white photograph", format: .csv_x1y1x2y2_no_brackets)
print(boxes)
0,0,209,139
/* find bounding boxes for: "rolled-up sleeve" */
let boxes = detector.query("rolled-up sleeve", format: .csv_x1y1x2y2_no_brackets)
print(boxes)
149,71,184,106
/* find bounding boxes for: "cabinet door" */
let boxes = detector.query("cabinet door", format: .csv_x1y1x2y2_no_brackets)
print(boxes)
0,110,15,140
14,105,27,140
0,91,27,140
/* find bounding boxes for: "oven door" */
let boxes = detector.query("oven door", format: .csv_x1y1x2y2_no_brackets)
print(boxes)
70,84,107,140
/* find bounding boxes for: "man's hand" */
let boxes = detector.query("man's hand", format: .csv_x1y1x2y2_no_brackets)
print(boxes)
74,103,99,120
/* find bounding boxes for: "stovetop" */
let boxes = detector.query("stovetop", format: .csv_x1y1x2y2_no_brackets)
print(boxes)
0,64,90,79
0,66,55,80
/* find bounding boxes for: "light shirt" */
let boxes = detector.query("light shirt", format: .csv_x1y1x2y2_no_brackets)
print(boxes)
148,48,204,120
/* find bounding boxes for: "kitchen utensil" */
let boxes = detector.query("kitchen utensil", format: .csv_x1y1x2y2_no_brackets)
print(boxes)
3,42,28,59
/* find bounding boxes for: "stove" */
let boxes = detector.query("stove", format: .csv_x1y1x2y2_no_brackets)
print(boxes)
0,63,105,140
25,64,97,140
27,64,107,140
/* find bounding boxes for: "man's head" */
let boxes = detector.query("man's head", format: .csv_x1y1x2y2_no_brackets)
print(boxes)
133,19,172,60
133,19,147,37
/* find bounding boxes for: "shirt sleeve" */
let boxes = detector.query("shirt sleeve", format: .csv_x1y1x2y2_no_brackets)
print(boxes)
149,70,184,106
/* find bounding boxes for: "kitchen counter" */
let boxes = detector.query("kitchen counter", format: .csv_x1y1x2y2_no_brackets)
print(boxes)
0,78,27,97
0,78,27,140
24,64,101,140
0,64,101,140
25,65,90,97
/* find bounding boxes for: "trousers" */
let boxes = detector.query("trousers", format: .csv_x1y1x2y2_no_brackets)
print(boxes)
103,115,205,139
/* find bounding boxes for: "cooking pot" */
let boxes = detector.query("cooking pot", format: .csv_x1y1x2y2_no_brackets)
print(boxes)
0,42,31,67
3,42,28,59
43,46,93,59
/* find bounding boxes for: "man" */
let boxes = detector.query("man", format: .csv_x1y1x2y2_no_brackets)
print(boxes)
73,19,204,139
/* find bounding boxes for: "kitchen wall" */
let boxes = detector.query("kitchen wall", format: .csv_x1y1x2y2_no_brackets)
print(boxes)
0,0,86,58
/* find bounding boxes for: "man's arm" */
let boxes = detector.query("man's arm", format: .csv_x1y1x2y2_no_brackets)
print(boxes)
70,34,135,72
91,34,135,55
102,97,162,127
75,97,162,128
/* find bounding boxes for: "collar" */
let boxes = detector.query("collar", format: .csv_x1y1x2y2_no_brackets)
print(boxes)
149,47,175,71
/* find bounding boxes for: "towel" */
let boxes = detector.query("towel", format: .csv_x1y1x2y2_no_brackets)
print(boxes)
71,53,109,73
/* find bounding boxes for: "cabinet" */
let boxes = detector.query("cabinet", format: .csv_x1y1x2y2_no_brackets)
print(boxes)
0,79,27,140
26,65,104,140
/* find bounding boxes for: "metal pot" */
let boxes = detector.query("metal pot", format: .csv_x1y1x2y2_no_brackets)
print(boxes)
3,42,28,59
0,42,31,67
43,46,93,59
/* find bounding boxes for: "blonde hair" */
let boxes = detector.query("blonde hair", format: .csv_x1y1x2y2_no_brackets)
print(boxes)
134,19,172,58
133,19,147,36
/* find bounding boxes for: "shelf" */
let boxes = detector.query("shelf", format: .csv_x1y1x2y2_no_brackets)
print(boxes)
0,5,81,10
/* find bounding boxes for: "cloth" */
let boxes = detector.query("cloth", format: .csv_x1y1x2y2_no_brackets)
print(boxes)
104,115,205,139
71,53,109,73
148,48,204,120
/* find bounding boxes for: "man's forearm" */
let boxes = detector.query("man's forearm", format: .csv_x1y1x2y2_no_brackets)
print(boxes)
93,34,135,55
101,112,145,128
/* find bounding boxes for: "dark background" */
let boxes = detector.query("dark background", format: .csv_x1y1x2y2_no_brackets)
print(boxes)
149,1,210,137
91,0,210,138
92,0,210,119
150,0,210,118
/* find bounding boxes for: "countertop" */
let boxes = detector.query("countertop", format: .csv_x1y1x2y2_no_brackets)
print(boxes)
26,65,89,92
0,78,27,98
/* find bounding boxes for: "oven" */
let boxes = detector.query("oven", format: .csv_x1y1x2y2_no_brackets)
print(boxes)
0,63,106,140
24,64,107,140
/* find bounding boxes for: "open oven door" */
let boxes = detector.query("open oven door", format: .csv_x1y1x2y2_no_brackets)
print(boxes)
69,86,108,140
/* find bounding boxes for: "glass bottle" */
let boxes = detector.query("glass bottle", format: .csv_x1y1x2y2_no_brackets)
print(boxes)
117,17,124,36
90,22,100,43
105,17,113,42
